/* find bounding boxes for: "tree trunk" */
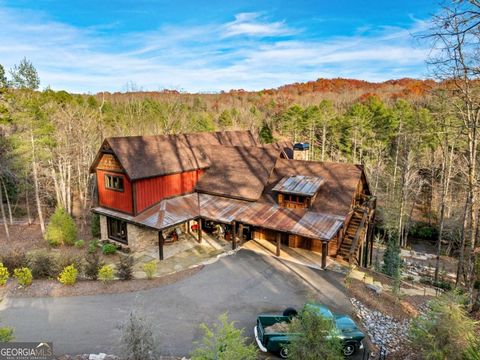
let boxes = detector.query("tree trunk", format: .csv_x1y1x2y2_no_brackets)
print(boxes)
1,178,13,225
0,179,10,240
31,133,45,234
321,122,326,161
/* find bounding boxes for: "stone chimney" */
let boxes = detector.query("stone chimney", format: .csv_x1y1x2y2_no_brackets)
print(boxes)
293,143,310,161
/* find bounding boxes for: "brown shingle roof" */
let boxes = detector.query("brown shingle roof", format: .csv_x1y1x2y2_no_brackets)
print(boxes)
194,145,281,201
92,130,260,180
262,159,364,217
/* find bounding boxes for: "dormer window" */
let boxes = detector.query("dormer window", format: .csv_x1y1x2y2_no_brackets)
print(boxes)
272,175,324,209
105,174,124,192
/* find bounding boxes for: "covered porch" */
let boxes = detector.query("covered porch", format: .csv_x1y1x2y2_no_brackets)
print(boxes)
243,238,336,270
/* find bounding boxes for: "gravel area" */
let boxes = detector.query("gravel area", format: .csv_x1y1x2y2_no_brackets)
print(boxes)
351,298,410,355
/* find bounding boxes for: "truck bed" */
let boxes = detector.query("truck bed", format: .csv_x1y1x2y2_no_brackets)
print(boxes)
255,315,292,353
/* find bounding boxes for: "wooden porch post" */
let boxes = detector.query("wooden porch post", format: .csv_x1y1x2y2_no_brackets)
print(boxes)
197,218,202,243
231,220,237,250
358,234,364,267
238,223,244,245
321,241,328,269
276,232,281,256
158,231,164,261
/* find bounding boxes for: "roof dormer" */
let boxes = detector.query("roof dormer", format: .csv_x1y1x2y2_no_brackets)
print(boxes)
272,175,324,209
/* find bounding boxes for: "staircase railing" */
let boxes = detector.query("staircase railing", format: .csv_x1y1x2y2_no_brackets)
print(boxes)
348,210,368,264
337,209,354,253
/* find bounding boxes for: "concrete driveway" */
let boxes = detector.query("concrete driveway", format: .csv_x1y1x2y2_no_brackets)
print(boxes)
0,249,361,358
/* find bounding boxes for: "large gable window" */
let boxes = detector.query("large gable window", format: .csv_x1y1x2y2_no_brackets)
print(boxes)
107,217,128,244
105,174,124,192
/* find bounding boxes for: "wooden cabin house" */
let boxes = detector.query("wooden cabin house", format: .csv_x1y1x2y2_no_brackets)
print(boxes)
90,130,375,268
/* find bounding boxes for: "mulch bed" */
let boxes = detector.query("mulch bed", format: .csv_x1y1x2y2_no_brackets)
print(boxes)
2,266,203,298
347,279,432,321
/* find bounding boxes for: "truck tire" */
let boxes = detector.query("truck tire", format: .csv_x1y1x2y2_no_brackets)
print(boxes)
279,347,288,359
282,307,298,317
343,343,356,356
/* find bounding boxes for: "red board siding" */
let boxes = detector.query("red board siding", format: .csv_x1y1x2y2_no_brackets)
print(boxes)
135,169,204,213
97,170,133,214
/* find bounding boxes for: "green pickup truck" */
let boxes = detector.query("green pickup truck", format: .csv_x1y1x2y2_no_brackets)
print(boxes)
254,303,365,359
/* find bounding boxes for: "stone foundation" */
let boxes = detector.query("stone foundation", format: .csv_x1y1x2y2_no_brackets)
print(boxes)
99,215,108,240
127,223,158,254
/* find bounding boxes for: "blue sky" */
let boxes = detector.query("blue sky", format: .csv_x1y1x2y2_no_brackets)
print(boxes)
0,0,440,93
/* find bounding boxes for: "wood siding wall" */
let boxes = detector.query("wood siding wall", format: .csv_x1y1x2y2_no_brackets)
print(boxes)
253,228,338,255
97,169,134,214
135,169,204,213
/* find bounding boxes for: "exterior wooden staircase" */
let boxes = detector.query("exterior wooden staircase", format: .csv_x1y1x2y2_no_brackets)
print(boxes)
336,195,376,266
337,208,366,261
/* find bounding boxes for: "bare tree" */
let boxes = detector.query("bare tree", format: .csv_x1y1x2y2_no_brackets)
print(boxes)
423,0,480,306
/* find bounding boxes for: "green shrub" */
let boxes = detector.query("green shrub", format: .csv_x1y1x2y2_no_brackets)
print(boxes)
56,253,83,277
120,311,156,360
409,292,476,360
58,265,78,285
117,255,134,280
91,213,101,238
44,206,77,246
0,263,9,286
409,222,438,240
0,326,14,342
191,313,258,360
102,243,117,255
142,261,157,280
465,336,480,360
285,304,343,360
74,239,85,248
85,252,102,280
98,265,114,284
28,250,57,279
13,267,33,286
88,239,99,254
0,247,28,273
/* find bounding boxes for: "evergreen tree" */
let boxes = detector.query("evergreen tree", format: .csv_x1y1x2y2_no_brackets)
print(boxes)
382,236,402,277
91,213,101,238
10,58,40,90
259,123,274,143
44,206,77,246
0,64,8,88
409,292,477,360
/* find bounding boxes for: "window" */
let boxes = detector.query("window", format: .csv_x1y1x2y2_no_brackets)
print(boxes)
105,174,124,191
284,194,306,204
107,217,128,244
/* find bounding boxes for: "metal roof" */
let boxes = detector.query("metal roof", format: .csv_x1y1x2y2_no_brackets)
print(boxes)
93,192,345,241
198,194,344,240
272,175,325,197
93,193,199,231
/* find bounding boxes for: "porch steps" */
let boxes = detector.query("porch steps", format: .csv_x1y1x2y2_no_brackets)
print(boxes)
336,209,365,262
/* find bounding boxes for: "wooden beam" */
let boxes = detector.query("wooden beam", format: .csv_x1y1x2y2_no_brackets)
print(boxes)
321,241,328,269
238,223,244,245
197,218,202,243
158,231,164,261
276,232,281,256
231,220,236,250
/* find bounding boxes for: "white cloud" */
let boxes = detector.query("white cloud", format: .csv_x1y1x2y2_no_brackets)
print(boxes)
0,6,431,93
223,12,294,37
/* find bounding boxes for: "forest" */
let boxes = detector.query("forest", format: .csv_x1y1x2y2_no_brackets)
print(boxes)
0,1,479,309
